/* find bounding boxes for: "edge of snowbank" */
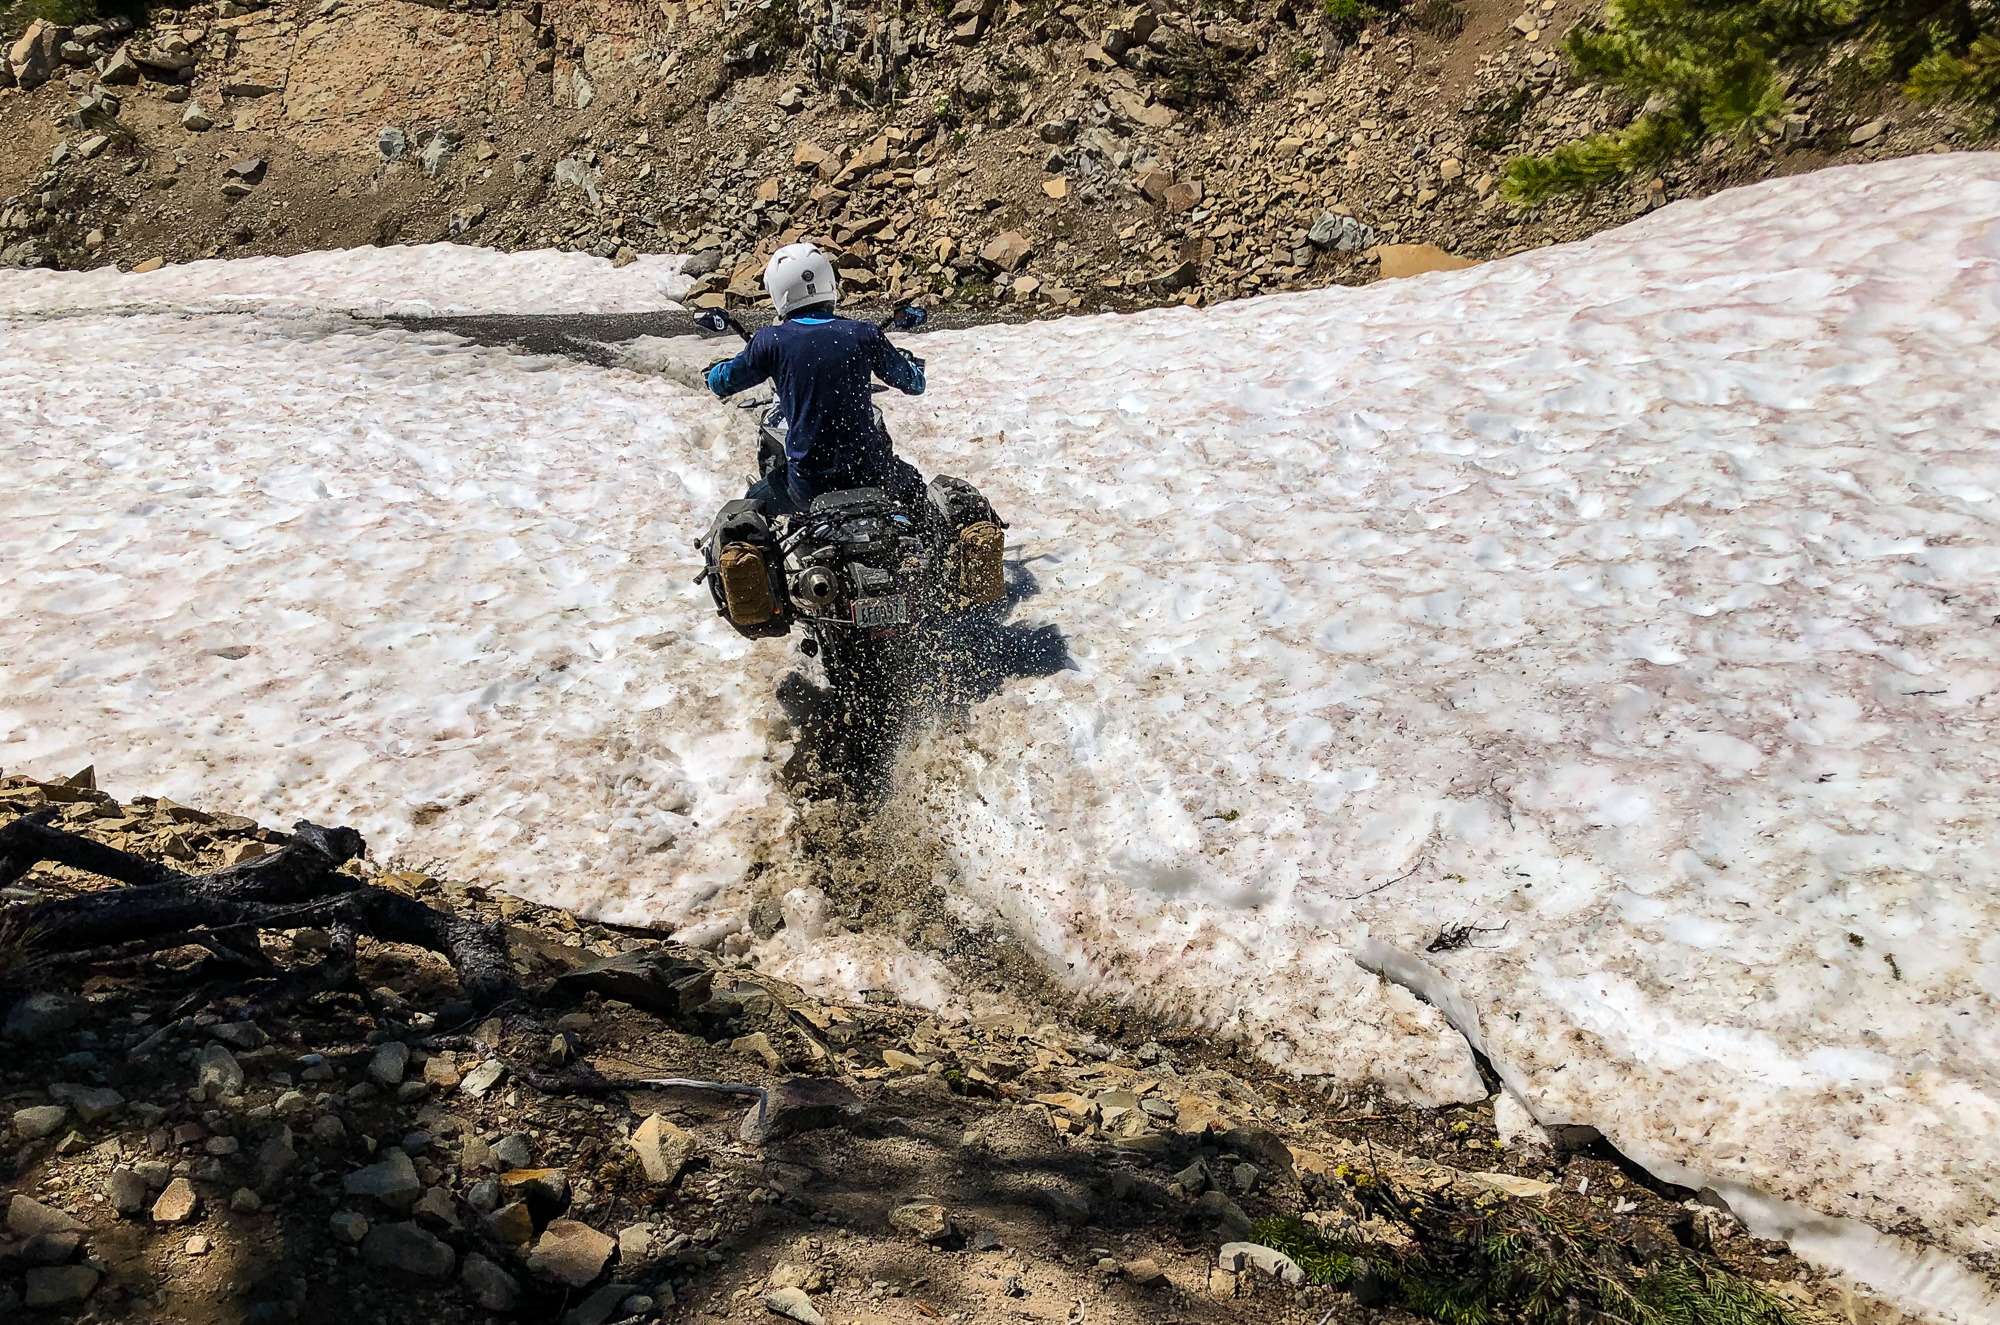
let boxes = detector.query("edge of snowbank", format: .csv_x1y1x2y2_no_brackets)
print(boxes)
1354,939,2000,1325
0,243,695,318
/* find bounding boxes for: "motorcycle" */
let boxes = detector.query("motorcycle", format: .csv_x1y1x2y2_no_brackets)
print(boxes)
692,305,1009,708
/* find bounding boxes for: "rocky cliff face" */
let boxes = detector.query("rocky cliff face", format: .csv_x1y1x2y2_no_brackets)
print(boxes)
0,0,1969,313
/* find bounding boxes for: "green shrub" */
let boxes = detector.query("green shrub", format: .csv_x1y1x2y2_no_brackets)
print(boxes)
1503,0,2000,206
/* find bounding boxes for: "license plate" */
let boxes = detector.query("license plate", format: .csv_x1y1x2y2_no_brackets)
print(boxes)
852,595,909,628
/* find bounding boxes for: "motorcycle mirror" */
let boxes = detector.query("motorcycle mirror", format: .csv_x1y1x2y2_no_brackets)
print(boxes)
694,309,730,334
893,305,929,331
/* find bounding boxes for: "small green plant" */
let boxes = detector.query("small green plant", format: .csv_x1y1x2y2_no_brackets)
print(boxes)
1292,46,1317,70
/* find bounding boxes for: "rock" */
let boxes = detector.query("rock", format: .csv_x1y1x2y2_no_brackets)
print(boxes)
1220,1241,1305,1286
256,1126,297,1190
459,1059,506,1099
461,1135,495,1171
47,1084,122,1124
1374,243,1479,279
152,1177,201,1224
23,1265,99,1308
629,1113,695,1184
7,20,68,92
527,1219,616,1287
8,1195,84,1236
13,1105,69,1140
554,949,711,1019
1038,118,1077,144
224,157,266,183
413,1186,461,1228
466,1178,501,1213
741,1077,867,1144
490,1133,532,1170
763,1286,827,1325
419,131,455,178
1348,1256,1390,1307
1163,181,1202,212
330,1210,370,1244
769,1262,826,1292
344,1150,422,1210
98,43,140,84
230,1186,262,1213
1124,1258,1167,1287
1850,118,1887,145
1309,211,1376,252
105,1169,149,1215
1109,88,1175,128
1137,169,1173,202
368,1041,410,1086
1233,1162,1262,1194
208,1021,264,1049
24,1231,81,1264
734,1031,783,1068
196,1044,244,1096
5,991,80,1042
76,133,109,160
1193,1190,1254,1242
1473,1171,1557,1199
499,1168,569,1207
980,230,1033,273
462,1252,522,1310
890,1196,952,1240
1439,157,1464,182
617,1223,652,1262
566,1282,640,1325
622,1295,655,1316
1035,1186,1091,1224
221,80,281,97
181,101,213,132
1173,1160,1209,1195
131,256,165,274
362,1221,456,1278
378,125,407,161
683,249,724,277
484,1201,534,1245
793,140,835,174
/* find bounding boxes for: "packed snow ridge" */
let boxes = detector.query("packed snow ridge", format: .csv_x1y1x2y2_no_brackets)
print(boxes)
3,155,1999,1323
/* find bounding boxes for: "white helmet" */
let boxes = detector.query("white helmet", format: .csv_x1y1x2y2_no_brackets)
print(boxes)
763,242,840,318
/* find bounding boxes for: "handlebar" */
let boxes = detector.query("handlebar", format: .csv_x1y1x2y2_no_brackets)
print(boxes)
693,304,928,343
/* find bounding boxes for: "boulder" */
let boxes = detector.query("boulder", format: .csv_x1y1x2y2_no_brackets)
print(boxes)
1163,181,1203,213
8,1195,84,1237
462,1252,522,1309
13,1105,70,1140
195,1043,243,1095
48,1083,123,1124
98,44,140,84
979,230,1033,273
740,1077,867,1144
890,1196,952,1241
1220,1241,1305,1286
763,1286,827,1325
1373,243,1479,280
459,1059,506,1098
7,20,70,92
152,1178,201,1224
344,1150,422,1210
526,1219,616,1287
24,1265,100,1307
1308,212,1375,253
565,1282,640,1325
5,991,80,1042
105,1169,149,1215
330,1211,370,1243
368,1041,409,1086
553,949,711,1019
484,1201,534,1245
629,1113,695,1185
362,1221,456,1278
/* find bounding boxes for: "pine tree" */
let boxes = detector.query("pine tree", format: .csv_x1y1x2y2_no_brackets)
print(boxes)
1501,0,2000,206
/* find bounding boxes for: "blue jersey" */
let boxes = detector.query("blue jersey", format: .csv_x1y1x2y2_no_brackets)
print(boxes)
706,314,926,502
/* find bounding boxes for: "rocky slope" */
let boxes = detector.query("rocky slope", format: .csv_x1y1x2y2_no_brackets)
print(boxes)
0,770,1878,1325
0,0,1978,314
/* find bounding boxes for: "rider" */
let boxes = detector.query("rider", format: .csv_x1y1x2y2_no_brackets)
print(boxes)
705,242,927,515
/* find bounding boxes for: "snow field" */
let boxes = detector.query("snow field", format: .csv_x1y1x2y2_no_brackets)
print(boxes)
5,157,2000,1321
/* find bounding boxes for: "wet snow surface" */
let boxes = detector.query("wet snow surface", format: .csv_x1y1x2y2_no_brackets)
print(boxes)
4,157,1999,1321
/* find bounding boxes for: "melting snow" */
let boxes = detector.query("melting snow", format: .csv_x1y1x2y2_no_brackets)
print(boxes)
4,156,2000,1322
